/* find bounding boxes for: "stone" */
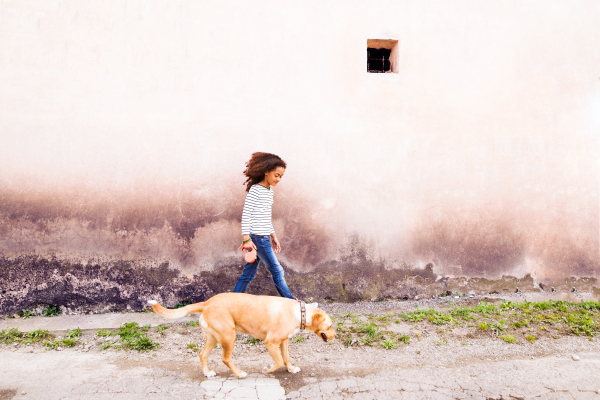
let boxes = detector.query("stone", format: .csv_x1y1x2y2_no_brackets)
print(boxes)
257,384,285,399
286,391,301,399
228,387,257,398
572,355,580,361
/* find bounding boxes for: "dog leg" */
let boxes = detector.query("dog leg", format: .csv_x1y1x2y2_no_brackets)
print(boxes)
264,341,285,373
280,339,300,374
220,332,247,379
200,331,218,377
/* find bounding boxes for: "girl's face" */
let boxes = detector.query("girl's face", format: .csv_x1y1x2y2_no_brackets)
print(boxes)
264,167,285,188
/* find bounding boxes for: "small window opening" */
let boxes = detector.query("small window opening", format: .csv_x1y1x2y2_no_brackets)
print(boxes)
367,39,399,74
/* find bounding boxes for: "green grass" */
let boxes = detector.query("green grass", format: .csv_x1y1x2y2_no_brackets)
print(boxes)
247,337,260,345
397,334,410,344
0,328,22,344
43,305,61,317
380,338,398,349
61,337,78,347
43,339,60,350
156,324,169,334
328,300,599,349
291,335,304,343
501,334,516,343
94,322,160,352
187,342,199,352
67,327,83,339
174,299,192,309
184,320,199,327
23,329,52,344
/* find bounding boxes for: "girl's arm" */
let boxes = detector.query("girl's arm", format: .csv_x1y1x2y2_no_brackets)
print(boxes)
241,191,257,250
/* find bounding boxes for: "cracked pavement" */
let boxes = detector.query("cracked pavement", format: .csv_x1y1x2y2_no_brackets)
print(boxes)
1,351,600,399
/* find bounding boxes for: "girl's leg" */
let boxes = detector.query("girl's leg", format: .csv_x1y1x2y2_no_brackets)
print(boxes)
233,256,260,293
253,236,294,299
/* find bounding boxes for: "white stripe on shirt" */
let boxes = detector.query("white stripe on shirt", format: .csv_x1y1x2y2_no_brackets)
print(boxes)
241,184,275,235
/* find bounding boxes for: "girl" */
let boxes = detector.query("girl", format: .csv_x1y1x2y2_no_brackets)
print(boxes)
233,152,295,298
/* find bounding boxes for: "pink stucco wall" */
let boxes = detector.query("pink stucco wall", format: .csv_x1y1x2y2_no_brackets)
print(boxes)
1,1,598,290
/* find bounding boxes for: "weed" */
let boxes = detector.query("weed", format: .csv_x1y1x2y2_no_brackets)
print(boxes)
96,329,112,337
434,339,447,345
42,339,60,350
156,324,169,335
525,334,537,343
291,335,304,343
43,305,61,317
114,322,159,351
129,336,159,351
500,334,515,343
428,313,453,325
247,337,260,345
61,337,78,347
174,299,192,309
534,301,551,310
184,321,199,327
478,323,489,331
342,335,353,347
460,341,468,345
0,328,22,344
21,309,34,319
339,312,359,319
489,322,507,335
513,321,523,328
100,341,113,350
397,334,410,344
380,338,398,350
67,327,83,339
187,343,199,352
23,329,52,344
394,319,401,324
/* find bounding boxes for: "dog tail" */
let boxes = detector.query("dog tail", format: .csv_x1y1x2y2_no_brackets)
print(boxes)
147,300,205,319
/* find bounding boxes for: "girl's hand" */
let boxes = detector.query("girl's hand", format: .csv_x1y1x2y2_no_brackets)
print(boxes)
271,236,281,253
238,240,256,252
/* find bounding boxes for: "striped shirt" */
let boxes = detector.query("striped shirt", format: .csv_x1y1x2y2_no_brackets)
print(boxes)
241,184,275,235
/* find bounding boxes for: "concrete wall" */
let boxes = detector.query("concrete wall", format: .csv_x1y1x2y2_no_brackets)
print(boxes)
1,0,599,313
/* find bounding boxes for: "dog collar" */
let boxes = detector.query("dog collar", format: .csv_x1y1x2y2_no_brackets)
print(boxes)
299,301,306,330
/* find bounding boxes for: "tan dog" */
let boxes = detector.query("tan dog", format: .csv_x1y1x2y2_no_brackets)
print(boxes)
148,293,335,378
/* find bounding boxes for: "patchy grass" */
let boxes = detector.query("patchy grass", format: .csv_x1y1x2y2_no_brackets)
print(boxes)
247,337,260,345
332,300,600,349
156,324,169,335
174,299,192,309
525,334,537,343
43,305,61,317
23,329,53,344
291,335,304,343
184,320,199,327
380,338,398,349
501,334,516,343
96,329,112,337
0,328,22,344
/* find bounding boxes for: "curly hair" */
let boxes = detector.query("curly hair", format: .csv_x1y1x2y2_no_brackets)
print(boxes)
243,152,287,192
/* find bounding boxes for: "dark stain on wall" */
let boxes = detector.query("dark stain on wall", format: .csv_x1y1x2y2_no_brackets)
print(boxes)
1,252,598,316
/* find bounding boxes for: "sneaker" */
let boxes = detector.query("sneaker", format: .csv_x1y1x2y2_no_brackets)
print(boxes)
307,302,318,308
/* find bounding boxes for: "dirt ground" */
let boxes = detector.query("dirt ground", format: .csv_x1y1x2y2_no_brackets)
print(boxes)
1,293,599,398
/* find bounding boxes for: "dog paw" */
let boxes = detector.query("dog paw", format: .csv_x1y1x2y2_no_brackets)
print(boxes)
238,372,247,379
288,366,301,374
204,370,216,378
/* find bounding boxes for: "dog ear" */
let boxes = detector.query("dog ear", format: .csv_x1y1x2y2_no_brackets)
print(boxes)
311,312,325,329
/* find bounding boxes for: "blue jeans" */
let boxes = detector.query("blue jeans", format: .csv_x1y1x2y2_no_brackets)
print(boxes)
233,234,294,299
